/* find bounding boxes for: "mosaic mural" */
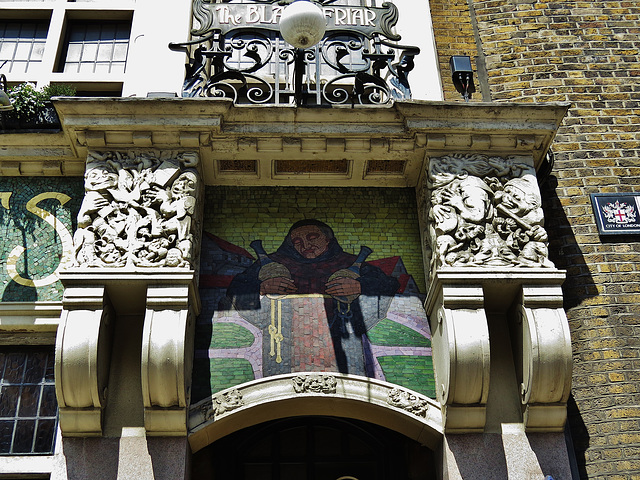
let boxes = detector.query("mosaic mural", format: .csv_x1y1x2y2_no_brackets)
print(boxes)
0,177,83,302
193,187,435,401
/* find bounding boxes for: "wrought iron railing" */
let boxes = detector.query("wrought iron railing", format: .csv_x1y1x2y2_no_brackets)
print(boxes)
171,0,420,106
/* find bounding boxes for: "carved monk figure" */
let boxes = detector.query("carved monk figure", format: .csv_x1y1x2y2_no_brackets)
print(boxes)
432,175,494,266
494,175,552,266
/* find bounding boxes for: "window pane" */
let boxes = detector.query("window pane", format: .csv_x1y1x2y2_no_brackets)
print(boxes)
44,354,54,382
13,419,35,454
40,385,57,417
0,349,57,455
0,421,13,454
18,385,40,417
82,42,99,61
34,419,56,453
0,386,19,416
60,21,130,73
4,354,26,383
24,353,46,384
65,43,82,62
113,43,128,61
96,43,114,62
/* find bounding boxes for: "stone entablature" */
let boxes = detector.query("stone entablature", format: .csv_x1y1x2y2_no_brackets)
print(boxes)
0,99,569,188
1,100,571,451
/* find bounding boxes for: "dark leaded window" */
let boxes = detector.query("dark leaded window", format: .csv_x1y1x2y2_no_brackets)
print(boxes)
0,348,58,455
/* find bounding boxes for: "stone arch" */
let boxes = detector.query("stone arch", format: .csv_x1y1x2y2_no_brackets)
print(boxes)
188,373,443,453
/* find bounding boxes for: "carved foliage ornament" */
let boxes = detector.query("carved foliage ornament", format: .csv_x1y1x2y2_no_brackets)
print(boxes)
199,389,244,422
425,154,554,271
292,374,337,394
387,388,429,418
74,151,201,269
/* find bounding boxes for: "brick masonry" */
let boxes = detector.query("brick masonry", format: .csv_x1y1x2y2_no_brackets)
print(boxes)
429,0,483,101
431,1,640,477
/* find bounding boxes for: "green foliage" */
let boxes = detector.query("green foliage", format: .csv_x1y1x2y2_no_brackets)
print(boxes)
41,83,77,99
8,83,46,118
7,83,76,119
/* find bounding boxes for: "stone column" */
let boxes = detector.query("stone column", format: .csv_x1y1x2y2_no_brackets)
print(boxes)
419,153,574,477
55,150,203,478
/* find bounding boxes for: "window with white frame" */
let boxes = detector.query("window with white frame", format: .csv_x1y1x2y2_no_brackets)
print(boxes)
58,20,130,74
0,20,49,74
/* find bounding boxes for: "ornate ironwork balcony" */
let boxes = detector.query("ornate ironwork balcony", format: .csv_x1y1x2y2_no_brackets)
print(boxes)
171,0,420,106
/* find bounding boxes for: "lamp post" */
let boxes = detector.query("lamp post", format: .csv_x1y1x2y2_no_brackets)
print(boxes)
279,0,326,105
0,74,14,112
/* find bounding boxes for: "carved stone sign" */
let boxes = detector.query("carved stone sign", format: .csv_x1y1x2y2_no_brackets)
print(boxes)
591,193,640,235
192,0,400,40
73,150,201,269
425,154,554,271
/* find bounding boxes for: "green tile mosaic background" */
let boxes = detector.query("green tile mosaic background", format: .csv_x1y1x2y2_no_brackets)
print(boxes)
0,177,83,302
204,186,426,292
192,357,255,401
377,356,436,398
367,318,431,347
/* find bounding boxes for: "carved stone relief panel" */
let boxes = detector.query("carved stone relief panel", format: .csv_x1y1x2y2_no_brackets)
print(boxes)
424,154,554,274
73,150,202,270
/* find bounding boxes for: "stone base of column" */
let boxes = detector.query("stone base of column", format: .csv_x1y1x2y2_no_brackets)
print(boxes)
442,428,572,480
52,432,190,480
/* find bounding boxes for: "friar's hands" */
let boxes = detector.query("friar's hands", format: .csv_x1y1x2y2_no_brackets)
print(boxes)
260,276,298,295
325,277,361,297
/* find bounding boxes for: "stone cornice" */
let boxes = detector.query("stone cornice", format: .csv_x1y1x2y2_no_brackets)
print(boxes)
1,98,569,186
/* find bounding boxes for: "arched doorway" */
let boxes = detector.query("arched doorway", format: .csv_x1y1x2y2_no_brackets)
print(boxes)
191,416,437,480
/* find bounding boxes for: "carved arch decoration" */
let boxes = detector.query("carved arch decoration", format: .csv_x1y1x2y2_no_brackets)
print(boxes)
188,374,443,452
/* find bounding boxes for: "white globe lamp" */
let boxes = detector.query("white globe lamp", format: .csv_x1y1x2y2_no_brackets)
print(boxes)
280,0,327,49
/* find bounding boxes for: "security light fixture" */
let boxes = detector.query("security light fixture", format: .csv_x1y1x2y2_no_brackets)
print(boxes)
449,55,476,102
280,0,327,49
0,74,13,112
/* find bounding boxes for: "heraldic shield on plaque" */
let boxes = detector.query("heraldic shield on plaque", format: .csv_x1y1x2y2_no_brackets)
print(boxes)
591,193,640,235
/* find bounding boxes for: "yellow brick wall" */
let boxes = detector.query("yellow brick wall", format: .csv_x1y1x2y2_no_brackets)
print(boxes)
428,0,481,101
430,1,640,477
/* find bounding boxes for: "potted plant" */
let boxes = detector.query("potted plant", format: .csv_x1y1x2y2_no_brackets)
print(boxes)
0,82,76,131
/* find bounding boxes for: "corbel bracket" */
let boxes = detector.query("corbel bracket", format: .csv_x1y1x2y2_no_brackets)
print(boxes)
516,285,572,431
141,285,196,435
427,284,490,433
55,286,114,436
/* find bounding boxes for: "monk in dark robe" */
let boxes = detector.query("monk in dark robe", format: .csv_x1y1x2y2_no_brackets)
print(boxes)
227,220,399,377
